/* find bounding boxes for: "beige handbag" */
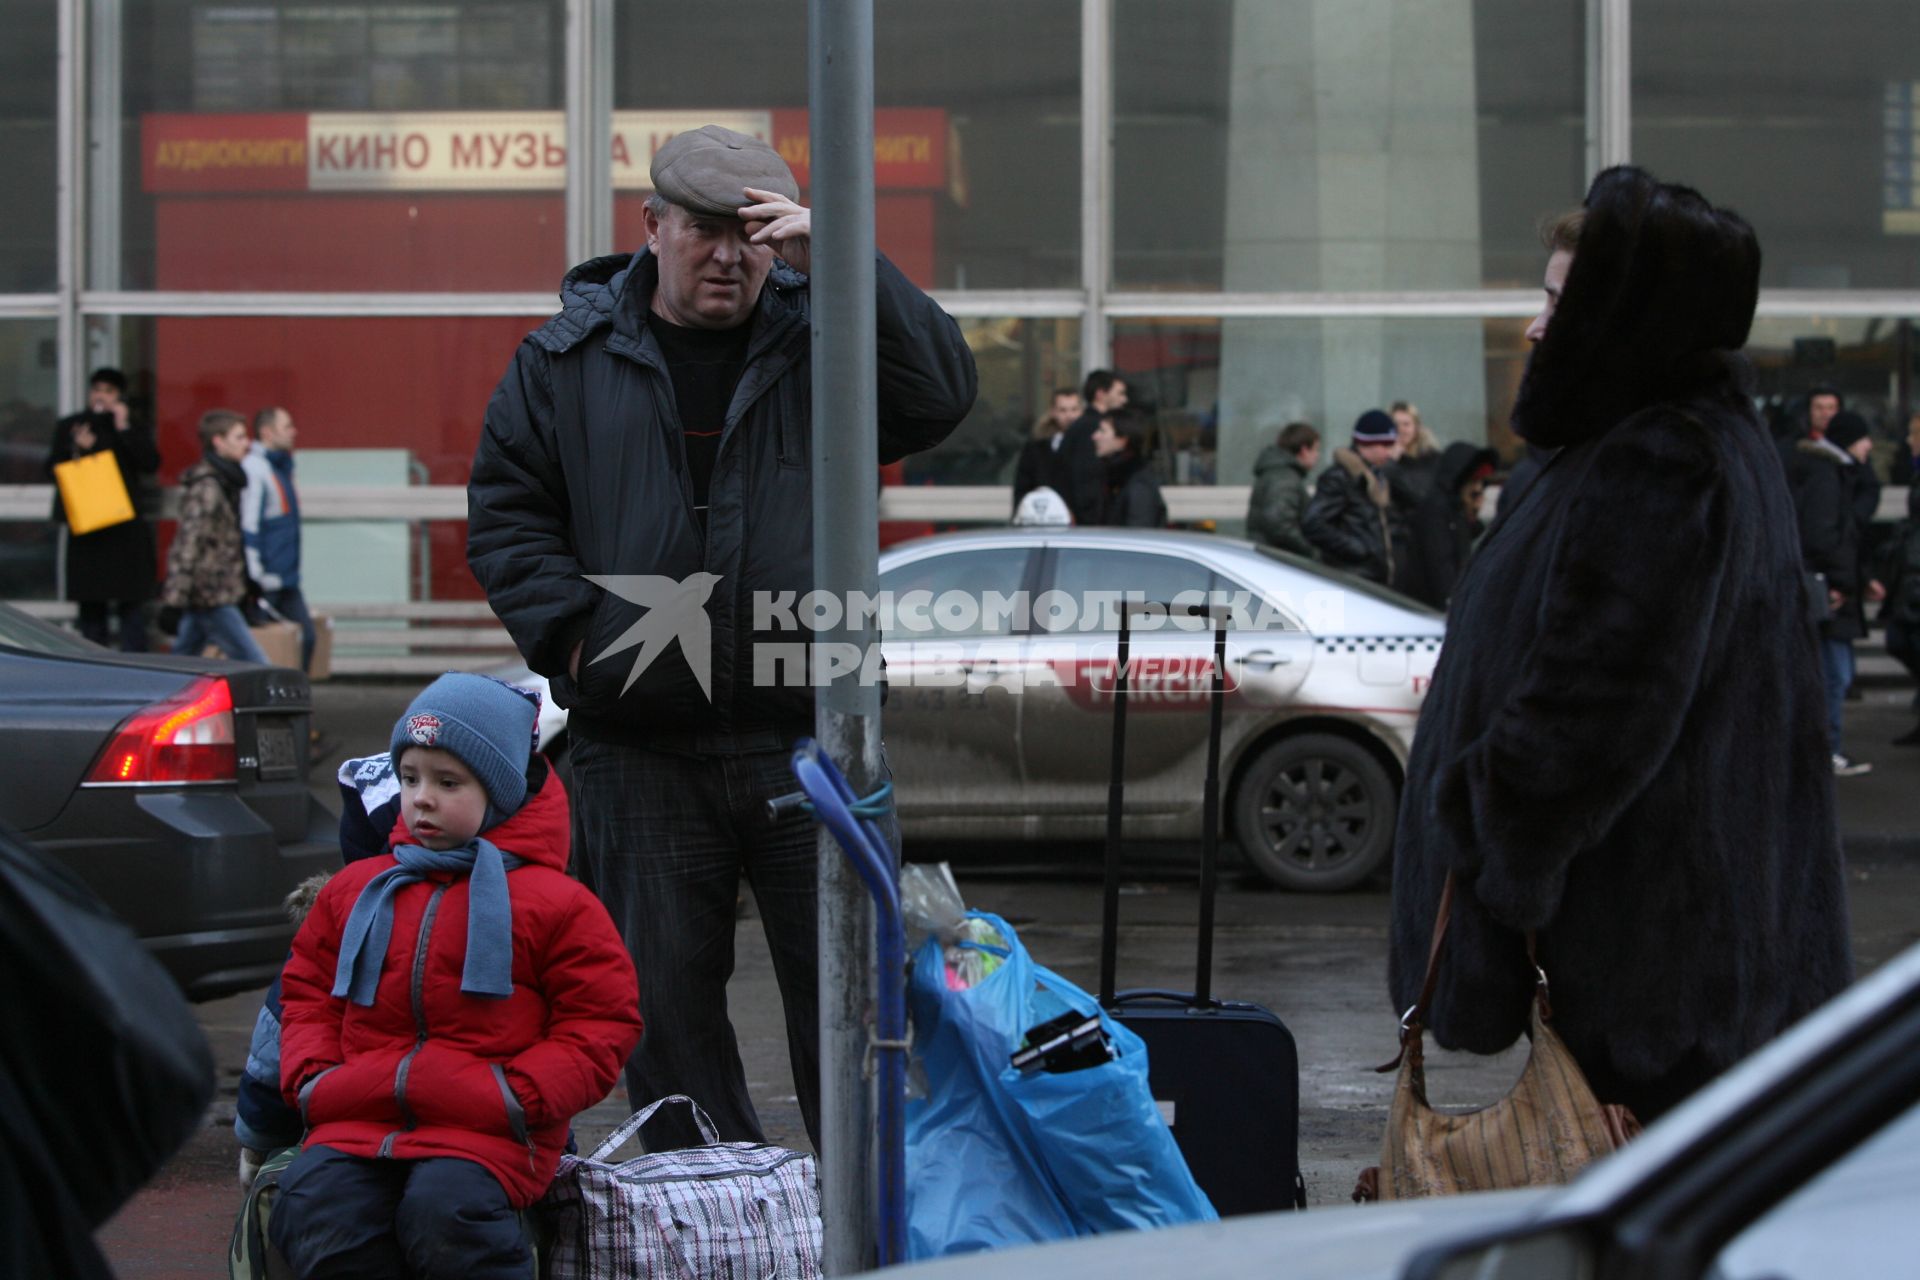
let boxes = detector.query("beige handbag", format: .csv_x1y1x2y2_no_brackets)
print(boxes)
1354,873,1640,1201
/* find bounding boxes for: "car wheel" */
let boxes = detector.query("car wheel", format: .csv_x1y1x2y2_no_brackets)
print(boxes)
1232,733,1397,892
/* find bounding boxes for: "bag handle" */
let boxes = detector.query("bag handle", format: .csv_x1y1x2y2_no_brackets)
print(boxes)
1378,872,1547,1073
587,1095,722,1162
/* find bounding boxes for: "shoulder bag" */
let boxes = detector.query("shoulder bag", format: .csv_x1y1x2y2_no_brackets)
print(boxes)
1354,873,1639,1201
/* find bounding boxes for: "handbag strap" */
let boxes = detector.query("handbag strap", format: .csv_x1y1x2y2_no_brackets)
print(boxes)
587,1094,722,1162
1377,872,1548,1073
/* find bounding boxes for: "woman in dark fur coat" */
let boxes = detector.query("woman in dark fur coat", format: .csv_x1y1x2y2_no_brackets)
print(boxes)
1387,167,1852,1124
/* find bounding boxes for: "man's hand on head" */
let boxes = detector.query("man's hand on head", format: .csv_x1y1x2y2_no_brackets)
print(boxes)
740,188,811,275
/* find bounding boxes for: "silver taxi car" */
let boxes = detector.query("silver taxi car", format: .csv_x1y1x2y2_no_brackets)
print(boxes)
874,529,1442,891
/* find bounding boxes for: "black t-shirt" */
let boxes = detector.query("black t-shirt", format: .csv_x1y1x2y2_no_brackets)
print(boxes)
648,316,751,530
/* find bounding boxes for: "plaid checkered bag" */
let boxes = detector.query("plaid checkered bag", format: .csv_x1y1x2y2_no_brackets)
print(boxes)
540,1096,823,1280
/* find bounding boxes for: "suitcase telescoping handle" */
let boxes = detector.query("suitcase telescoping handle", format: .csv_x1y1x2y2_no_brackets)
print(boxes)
1098,601,1230,1009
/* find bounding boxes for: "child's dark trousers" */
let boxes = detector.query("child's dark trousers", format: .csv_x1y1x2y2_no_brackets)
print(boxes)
267,1144,532,1279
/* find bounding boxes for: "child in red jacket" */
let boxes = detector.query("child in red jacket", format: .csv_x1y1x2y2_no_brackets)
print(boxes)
271,673,641,1279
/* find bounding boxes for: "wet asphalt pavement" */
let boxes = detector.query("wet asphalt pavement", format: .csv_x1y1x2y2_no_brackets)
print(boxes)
95,681,1920,1277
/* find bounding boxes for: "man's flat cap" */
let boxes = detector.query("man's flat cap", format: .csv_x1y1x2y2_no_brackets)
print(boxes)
650,125,799,217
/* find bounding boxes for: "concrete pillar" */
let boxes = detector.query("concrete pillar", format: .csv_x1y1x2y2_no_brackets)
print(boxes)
1215,0,1486,485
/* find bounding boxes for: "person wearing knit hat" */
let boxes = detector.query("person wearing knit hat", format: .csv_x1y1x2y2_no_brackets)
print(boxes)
1301,409,1403,584
269,673,640,1277
388,672,539,827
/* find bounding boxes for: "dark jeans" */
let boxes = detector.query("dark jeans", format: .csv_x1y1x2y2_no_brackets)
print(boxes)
1889,616,1920,713
568,733,897,1153
265,585,315,672
77,599,147,652
268,1145,531,1280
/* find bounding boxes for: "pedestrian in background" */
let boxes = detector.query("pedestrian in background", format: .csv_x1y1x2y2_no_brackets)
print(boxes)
1388,168,1851,1125
1786,409,1882,775
1881,483,1920,746
1012,386,1082,512
1302,409,1401,583
1395,441,1496,611
242,406,314,671
1891,410,1920,486
1387,399,1441,502
47,367,159,650
1245,421,1320,556
1093,408,1166,528
158,410,267,663
1055,370,1129,526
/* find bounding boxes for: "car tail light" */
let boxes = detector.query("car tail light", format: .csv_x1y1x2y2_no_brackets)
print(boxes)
85,676,237,785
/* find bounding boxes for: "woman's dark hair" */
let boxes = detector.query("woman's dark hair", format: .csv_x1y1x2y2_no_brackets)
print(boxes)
87,367,129,394
1106,408,1153,457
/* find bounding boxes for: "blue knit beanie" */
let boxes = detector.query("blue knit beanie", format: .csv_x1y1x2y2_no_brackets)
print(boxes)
390,673,538,819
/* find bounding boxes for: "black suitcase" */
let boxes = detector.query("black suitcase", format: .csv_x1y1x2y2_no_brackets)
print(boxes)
1099,602,1308,1215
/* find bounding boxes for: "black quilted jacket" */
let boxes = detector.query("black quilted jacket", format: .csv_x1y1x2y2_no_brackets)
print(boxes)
467,250,977,739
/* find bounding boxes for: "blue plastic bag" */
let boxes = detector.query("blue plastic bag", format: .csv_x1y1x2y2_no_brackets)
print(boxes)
904,912,1216,1258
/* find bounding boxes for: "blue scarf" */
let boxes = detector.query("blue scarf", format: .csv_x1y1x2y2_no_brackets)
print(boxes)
331,838,523,1007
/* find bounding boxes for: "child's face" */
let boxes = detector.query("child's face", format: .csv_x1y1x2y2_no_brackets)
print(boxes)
396,746,488,851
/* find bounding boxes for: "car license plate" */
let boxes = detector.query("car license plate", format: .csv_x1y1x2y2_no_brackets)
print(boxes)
256,721,298,777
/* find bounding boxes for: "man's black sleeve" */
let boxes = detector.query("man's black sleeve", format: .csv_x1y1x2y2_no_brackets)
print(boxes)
872,255,979,464
467,341,600,678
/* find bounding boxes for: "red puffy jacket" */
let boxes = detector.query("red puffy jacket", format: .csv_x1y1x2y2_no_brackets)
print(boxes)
279,761,640,1206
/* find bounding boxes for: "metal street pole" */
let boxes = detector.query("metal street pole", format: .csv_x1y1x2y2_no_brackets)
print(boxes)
809,0,880,1273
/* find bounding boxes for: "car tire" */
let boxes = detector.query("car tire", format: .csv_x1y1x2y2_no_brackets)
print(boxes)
1232,733,1397,892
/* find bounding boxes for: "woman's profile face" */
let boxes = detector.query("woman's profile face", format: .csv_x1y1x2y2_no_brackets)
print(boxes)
1525,250,1575,344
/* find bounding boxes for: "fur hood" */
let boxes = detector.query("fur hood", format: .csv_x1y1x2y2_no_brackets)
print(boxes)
1330,447,1391,509
1794,436,1855,467
1512,166,1761,449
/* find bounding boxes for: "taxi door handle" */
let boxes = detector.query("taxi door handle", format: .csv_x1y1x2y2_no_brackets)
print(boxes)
1242,649,1294,668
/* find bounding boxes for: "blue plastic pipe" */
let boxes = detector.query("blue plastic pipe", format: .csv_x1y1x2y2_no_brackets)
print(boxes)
792,739,907,1268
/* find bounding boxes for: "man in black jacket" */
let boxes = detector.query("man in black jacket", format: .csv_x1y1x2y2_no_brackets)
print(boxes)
1302,409,1401,582
467,125,977,1151
1786,410,1882,775
1053,369,1129,525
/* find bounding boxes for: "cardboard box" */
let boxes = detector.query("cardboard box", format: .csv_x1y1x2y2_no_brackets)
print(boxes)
308,614,333,681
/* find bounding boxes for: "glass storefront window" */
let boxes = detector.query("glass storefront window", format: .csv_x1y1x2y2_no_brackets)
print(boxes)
1635,1,1920,289
895,316,1082,488
105,1,568,291
1108,314,1537,487
1112,0,1587,292
0,321,62,596
0,4,57,291
612,0,1080,292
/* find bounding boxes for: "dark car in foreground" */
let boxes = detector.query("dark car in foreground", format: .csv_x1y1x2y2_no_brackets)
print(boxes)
0,602,337,999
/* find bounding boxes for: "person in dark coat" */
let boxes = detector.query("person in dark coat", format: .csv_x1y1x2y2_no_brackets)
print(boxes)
1053,370,1129,526
467,125,976,1153
1093,409,1166,528
1012,387,1082,513
1881,483,1920,746
1785,410,1880,774
46,367,159,650
1244,422,1319,555
1387,167,1852,1126
1302,409,1400,583
1395,441,1495,610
